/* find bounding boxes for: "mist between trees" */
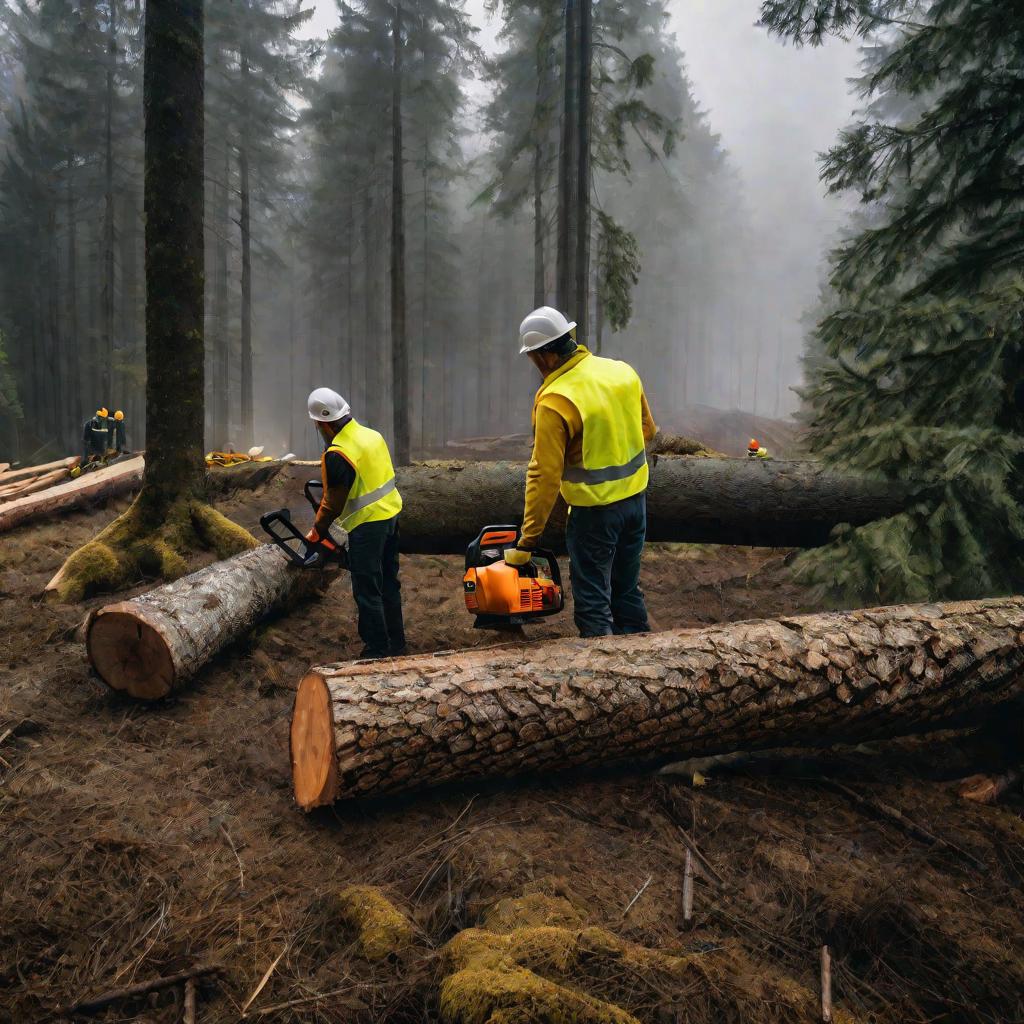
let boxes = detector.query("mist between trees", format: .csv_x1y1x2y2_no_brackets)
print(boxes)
0,0,812,463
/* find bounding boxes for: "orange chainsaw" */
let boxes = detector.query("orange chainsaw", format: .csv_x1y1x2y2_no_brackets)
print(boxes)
463,525,564,629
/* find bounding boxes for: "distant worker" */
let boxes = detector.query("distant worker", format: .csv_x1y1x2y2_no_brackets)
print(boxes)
306,387,406,659
111,410,128,454
747,438,771,460
82,407,111,466
506,307,657,637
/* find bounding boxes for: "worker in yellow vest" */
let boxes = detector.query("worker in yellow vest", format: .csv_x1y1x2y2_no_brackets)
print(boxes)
507,307,658,637
306,388,406,658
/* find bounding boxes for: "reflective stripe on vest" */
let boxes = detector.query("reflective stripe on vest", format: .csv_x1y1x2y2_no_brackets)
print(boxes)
561,447,647,485
343,476,397,516
537,352,649,507
326,418,403,531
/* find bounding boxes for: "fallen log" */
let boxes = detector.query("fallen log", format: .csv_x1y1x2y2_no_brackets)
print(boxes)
0,455,78,485
0,457,286,535
0,456,145,534
289,597,1024,809
0,466,70,501
387,457,909,553
87,544,327,698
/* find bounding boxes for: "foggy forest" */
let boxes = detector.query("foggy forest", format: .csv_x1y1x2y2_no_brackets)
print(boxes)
2,2,1024,1023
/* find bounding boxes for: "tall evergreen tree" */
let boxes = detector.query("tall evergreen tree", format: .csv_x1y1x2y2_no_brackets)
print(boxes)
761,0,1024,601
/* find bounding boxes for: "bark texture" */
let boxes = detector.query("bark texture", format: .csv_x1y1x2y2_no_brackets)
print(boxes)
291,597,1024,808
87,543,324,699
386,457,910,552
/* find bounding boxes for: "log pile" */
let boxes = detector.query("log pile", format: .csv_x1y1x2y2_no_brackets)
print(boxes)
0,456,79,501
289,597,1024,809
0,456,287,534
87,543,328,698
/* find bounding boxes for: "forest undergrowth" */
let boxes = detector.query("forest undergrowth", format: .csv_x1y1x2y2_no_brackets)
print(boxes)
0,473,1021,1023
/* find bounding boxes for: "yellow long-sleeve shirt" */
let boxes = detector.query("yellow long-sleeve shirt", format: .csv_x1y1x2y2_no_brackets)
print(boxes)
520,348,657,550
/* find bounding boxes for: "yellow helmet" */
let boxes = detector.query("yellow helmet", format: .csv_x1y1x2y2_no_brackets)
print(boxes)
114,410,124,421
97,407,109,418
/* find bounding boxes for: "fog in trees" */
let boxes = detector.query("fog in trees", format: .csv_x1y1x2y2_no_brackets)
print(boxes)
0,0,859,463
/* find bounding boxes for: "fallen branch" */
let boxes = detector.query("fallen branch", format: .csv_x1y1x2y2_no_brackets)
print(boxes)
822,779,985,871
54,963,218,1016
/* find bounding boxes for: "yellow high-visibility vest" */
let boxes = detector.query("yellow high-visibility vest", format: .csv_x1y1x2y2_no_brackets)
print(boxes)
325,419,403,531
537,352,649,507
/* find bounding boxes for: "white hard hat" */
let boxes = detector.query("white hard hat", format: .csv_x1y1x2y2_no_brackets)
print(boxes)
307,387,351,422
518,306,577,354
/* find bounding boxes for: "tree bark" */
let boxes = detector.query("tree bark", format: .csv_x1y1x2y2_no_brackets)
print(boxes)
555,0,579,315
211,137,231,450
574,0,591,337
102,0,118,405
377,457,911,553
87,544,324,699
391,2,409,464
290,597,1024,808
142,0,205,502
239,69,254,448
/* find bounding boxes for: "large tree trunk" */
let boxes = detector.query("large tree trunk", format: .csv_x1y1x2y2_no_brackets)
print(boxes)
555,0,579,315
238,89,254,448
574,0,591,337
290,597,1024,809
102,0,118,406
391,2,409,464
87,545,325,699
383,457,910,552
143,0,205,503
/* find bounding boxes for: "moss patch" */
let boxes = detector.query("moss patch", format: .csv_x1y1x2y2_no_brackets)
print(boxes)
336,885,415,962
51,495,256,602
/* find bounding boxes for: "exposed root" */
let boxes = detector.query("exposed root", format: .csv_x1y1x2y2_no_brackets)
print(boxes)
335,885,415,962
47,494,256,602
648,431,721,458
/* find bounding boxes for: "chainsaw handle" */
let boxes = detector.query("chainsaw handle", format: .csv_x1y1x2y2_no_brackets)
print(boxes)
304,479,323,514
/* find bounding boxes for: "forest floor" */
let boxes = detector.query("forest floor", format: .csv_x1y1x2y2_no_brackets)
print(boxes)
1,468,1022,1023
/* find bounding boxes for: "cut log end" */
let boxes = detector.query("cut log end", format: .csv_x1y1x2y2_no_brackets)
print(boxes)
87,607,176,700
291,672,338,811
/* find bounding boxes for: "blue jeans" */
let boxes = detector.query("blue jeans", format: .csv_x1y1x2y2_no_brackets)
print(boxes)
565,492,650,638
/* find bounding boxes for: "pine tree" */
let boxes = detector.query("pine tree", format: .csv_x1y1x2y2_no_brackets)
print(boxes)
761,0,1024,601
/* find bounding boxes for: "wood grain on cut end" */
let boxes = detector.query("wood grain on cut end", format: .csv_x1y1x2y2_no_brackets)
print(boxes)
87,605,176,699
291,672,338,811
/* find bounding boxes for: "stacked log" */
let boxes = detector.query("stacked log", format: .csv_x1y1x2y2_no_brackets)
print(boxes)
289,597,1024,809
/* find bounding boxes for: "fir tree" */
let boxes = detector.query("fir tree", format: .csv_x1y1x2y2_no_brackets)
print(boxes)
761,0,1024,601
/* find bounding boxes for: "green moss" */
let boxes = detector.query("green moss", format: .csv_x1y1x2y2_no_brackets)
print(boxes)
439,965,640,1024
51,494,256,603
336,885,415,962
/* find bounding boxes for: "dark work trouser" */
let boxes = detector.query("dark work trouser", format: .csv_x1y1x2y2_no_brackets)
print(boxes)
347,515,406,655
565,491,650,638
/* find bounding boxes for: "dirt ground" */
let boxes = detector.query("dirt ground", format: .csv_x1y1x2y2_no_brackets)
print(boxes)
1,470,1022,1023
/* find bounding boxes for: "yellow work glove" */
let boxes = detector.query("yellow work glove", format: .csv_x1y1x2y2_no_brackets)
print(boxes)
504,547,533,567
756,447,771,460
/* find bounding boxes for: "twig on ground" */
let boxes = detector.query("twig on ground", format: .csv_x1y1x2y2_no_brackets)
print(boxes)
822,778,985,871
184,976,197,1024
682,850,694,925
247,983,373,1017
240,945,288,1016
676,827,725,888
821,944,832,1023
54,963,218,1016
622,876,653,917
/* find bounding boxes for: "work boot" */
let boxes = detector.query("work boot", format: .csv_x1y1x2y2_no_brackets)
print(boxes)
358,646,389,660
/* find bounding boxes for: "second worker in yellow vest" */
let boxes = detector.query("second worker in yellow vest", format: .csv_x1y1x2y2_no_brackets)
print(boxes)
508,307,658,637
307,387,406,659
